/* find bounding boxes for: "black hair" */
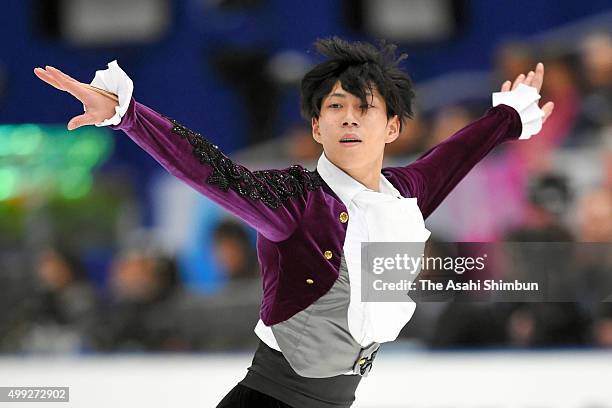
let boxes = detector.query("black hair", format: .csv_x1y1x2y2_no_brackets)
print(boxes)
45,245,87,283
300,36,416,132
527,172,572,215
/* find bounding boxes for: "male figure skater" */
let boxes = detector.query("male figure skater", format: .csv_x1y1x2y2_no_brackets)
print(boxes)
34,37,553,407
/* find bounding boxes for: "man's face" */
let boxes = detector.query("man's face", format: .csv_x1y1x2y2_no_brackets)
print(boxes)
311,81,400,172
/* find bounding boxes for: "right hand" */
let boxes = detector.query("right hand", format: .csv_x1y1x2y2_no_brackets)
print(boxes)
498,62,554,125
34,66,119,130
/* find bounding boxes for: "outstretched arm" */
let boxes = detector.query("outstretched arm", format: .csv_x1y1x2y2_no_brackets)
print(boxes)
383,63,555,219
34,63,318,242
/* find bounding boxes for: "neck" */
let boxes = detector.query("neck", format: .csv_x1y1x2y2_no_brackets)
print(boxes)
342,156,383,192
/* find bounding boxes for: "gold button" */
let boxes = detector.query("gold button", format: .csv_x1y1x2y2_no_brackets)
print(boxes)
324,250,333,260
306,278,314,285
358,358,366,365
339,211,349,223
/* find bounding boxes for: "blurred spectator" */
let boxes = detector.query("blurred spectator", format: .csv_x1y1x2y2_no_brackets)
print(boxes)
231,122,321,164
504,172,574,241
91,247,186,351
385,110,428,157
506,53,581,175
178,220,261,351
20,247,98,353
506,304,535,347
494,40,537,86
423,105,474,150
592,304,612,348
505,303,590,348
570,31,612,145
285,123,322,162
572,188,612,313
423,240,507,349
575,187,612,242
212,219,259,281
0,254,32,352
500,175,587,349
209,47,281,146
580,32,612,91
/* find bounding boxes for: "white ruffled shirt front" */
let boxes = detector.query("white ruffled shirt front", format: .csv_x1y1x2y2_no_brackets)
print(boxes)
320,153,431,346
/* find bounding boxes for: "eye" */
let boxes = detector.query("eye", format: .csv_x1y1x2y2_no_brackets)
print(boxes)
328,103,342,109
360,104,374,109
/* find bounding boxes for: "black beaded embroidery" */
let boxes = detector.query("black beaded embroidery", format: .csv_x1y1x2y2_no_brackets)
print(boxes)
167,117,323,209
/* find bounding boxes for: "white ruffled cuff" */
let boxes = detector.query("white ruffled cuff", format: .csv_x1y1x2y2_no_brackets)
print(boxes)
85,60,134,127
492,83,545,140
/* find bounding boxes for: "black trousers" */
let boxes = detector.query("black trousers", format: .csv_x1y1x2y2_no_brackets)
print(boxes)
216,384,293,408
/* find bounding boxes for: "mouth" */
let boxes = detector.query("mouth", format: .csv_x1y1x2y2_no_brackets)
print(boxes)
339,134,362,144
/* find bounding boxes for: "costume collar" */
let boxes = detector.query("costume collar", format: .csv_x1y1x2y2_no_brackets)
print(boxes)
316,152,402,207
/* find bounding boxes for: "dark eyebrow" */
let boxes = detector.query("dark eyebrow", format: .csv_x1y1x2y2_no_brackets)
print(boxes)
328,92,374,99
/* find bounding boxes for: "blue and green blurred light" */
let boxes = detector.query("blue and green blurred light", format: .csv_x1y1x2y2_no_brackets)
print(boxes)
0,124,114,201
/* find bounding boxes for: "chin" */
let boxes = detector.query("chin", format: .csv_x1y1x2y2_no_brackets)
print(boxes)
332,154,364,171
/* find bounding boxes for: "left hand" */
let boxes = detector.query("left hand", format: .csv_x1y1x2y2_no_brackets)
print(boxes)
499,62,555,124
34,66,119,130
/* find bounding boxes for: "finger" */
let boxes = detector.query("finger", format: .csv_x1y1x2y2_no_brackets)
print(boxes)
512,73,525,90
541,101,554,124
67,112,97,130
46,70,89,101
61,79,90,101
524,71,535,87
531,62,544,92
501,80,511,92
45,66,81,84
34,67,64,91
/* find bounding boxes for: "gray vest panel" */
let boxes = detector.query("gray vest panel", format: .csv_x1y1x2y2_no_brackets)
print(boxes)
271,254,378,378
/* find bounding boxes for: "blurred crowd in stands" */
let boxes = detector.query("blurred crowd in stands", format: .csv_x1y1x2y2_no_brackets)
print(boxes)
0,218,263,353
1,31,610,355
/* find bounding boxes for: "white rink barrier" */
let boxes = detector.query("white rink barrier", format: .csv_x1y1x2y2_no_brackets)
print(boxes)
0,350,611,407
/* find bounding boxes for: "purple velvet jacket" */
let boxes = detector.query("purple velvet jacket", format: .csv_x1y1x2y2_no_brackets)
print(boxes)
111,98,522,325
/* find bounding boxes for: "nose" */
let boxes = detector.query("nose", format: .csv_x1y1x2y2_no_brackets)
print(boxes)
342,120,359,127
342,106,360,128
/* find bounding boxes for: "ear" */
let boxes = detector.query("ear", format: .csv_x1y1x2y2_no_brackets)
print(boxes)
311,117,322,144
385,115,400,144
